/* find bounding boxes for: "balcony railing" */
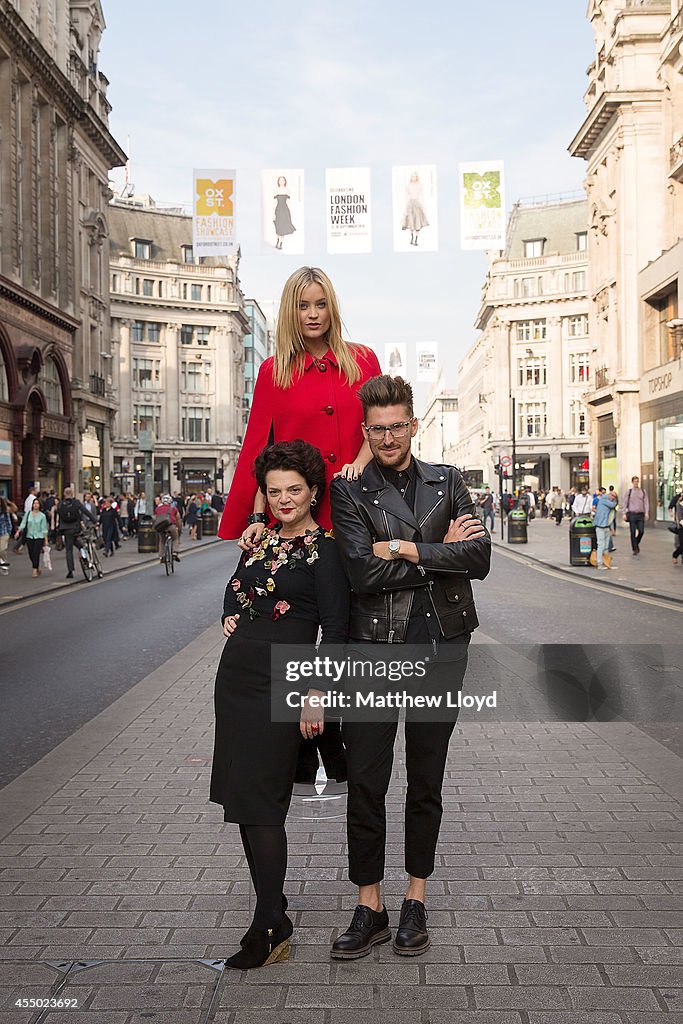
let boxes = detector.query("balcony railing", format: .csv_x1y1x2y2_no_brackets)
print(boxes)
90,373,106,397
594,366,610,390
670,136,683,183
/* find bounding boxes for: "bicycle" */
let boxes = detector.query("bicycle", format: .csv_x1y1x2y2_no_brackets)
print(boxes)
161,528,174,576
77,526,104,582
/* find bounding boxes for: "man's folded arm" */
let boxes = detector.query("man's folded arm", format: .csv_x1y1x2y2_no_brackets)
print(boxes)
330,481,426,594
414,536,491,579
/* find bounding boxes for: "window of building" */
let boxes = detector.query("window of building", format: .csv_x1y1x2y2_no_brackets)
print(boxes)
131,321,145,343
191,284,202,302
133,404,160,437
182,407,211,443
133,239,151,259
180,324,193,346
147,322,160,343
576,232,588,252
569,314,588,337
521,277,535,298
519,402,547,438
0,349,7,402
182,283,188,300
112,274,119,291
572,270,586,290
158,280,163,298
648,286,679,364
133,358,160,390
135,277,141,295
181,361,205,392
571,400,587,436
518,356,547,386
38,357,64,414
207,285,211,302
142,279,154,297
523,239,544,258
196,326,210,346
182,245,194,264
515,319,547,342
570,352,590,384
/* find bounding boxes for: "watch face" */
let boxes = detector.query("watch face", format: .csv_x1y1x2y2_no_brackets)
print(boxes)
389,539,400,552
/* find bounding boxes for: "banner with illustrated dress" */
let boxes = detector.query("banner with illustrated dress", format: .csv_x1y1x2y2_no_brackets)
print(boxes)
392,165,438,252
261,169,305,254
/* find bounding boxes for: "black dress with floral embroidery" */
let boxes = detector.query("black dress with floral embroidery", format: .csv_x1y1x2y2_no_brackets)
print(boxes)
210,526,349,825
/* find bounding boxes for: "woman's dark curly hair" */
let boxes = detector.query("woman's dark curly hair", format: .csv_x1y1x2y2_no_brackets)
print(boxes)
254,440,326,505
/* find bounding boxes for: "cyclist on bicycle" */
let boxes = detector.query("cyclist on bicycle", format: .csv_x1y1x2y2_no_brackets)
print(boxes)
154,494,181,562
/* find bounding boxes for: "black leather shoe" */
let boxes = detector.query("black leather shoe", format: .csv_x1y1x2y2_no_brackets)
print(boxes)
240,895,288,947
393,899,430,956
226,914,292,970
330,904,390,959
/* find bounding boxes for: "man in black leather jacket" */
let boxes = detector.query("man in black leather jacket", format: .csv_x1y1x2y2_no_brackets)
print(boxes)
329,374,490,961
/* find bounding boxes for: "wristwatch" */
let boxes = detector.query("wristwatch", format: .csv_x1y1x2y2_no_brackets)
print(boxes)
388,539,401,558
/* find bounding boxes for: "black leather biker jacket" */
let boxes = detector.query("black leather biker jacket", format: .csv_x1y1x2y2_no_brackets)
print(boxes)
330,458,491,643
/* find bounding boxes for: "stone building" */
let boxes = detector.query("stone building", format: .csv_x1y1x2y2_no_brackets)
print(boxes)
416,391,459,467
243,299,270,431
108,196,248,496
0,0,126,501
569,0,683,519
456,197,591,492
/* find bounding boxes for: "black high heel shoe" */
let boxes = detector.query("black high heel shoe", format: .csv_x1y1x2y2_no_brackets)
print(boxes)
240,895,288,947
226,914,293,970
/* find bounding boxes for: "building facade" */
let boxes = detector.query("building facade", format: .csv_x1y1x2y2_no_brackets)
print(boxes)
416,391,459,467
461,198,591,492
569,0,683,518
108,197,248,496
243,299,270,431
0,0,125,500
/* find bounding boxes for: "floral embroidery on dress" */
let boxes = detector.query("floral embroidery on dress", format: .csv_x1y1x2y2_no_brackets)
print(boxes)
231,527,324,620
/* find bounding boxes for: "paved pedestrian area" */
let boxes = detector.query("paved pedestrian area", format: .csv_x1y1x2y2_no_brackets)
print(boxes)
0,532,221,608
492,516,681,605
0,625,681,1023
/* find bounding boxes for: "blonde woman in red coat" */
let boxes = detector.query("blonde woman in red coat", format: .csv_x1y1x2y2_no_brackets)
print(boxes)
218,267,381,544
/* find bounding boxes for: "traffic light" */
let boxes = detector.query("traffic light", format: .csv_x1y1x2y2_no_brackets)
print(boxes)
173,461,182,477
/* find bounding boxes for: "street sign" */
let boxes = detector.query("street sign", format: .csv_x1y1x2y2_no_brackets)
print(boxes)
500,455,512,467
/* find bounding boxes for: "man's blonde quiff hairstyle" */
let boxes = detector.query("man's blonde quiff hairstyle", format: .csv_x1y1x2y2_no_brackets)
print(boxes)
273,267,363,388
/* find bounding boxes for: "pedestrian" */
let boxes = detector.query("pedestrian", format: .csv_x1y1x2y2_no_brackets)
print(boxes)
593,487,617,569
571,486,593,517
0,496,14,567
209,440,350,969
99,497,120,556
607,485,618,552
623,475,649,555
329,375,490,960
219,265,382,543
16,497,48,577
23,486,39,515
549,486,564,525
185,493,199,540
126,493,137,536
501,491,514,519
57,486,97,579
670,489,683,565
118,495,129,538
134,491,147,519
478,486,495,532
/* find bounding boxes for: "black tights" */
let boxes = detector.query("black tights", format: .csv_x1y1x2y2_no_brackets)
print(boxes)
239,824,287,929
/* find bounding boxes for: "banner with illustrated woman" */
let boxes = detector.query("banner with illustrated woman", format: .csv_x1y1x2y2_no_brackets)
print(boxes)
392,165,438,252
261,169,305,254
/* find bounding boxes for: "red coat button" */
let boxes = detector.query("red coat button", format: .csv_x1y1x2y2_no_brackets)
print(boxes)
327,453,337,463
324,405,334,415
317,360,327,372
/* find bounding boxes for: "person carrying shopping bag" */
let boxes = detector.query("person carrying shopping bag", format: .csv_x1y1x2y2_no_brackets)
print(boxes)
16,498,49,577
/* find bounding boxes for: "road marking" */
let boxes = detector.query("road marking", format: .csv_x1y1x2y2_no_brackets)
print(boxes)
0,542,227,617
493,544,683,613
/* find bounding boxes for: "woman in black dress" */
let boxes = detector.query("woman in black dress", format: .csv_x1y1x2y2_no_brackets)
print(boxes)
210,440,349,969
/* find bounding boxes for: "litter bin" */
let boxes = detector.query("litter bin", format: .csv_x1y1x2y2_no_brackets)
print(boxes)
202,510,218,536
507,508,528,544
137,513,157,554
569,516,596,566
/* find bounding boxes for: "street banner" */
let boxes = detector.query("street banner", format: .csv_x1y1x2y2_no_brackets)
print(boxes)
262,169,305,254
193,169,236,257
392,165,438,252
416,342,438,382
459,160,505,250
325,168,372,254
385,343,407,378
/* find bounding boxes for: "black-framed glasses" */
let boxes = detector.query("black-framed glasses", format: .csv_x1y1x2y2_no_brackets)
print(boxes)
363,419,414,439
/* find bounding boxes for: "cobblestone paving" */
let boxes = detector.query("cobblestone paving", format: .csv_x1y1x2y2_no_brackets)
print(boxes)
0,628,681,1023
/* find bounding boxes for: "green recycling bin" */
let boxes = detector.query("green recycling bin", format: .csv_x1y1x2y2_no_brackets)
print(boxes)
570,516,596,566
507,508,528,544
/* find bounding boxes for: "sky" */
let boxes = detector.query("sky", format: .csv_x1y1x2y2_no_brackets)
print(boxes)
99,0,595,414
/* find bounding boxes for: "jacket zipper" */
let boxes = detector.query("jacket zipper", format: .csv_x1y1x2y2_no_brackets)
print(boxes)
418,495,444,528
382,511,395,641
427,580,445,634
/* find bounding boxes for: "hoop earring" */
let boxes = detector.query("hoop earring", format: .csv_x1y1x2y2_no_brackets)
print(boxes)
310,497,317,507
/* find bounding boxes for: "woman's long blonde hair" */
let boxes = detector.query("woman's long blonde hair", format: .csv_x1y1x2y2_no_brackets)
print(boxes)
273,267,364,388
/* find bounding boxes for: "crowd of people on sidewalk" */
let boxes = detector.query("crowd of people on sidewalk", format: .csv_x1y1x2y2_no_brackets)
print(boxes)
0,486,226,580
473,477,683,570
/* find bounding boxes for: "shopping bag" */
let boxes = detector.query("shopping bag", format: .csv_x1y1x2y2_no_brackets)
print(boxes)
41,546,53,572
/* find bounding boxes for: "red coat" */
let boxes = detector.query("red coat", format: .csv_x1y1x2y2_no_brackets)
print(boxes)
218,344,382,538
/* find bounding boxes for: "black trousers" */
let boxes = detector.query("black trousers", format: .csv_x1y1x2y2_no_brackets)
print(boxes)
629,513,645,551
26,537,43,569
61,527,80,573
342,638,469,886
